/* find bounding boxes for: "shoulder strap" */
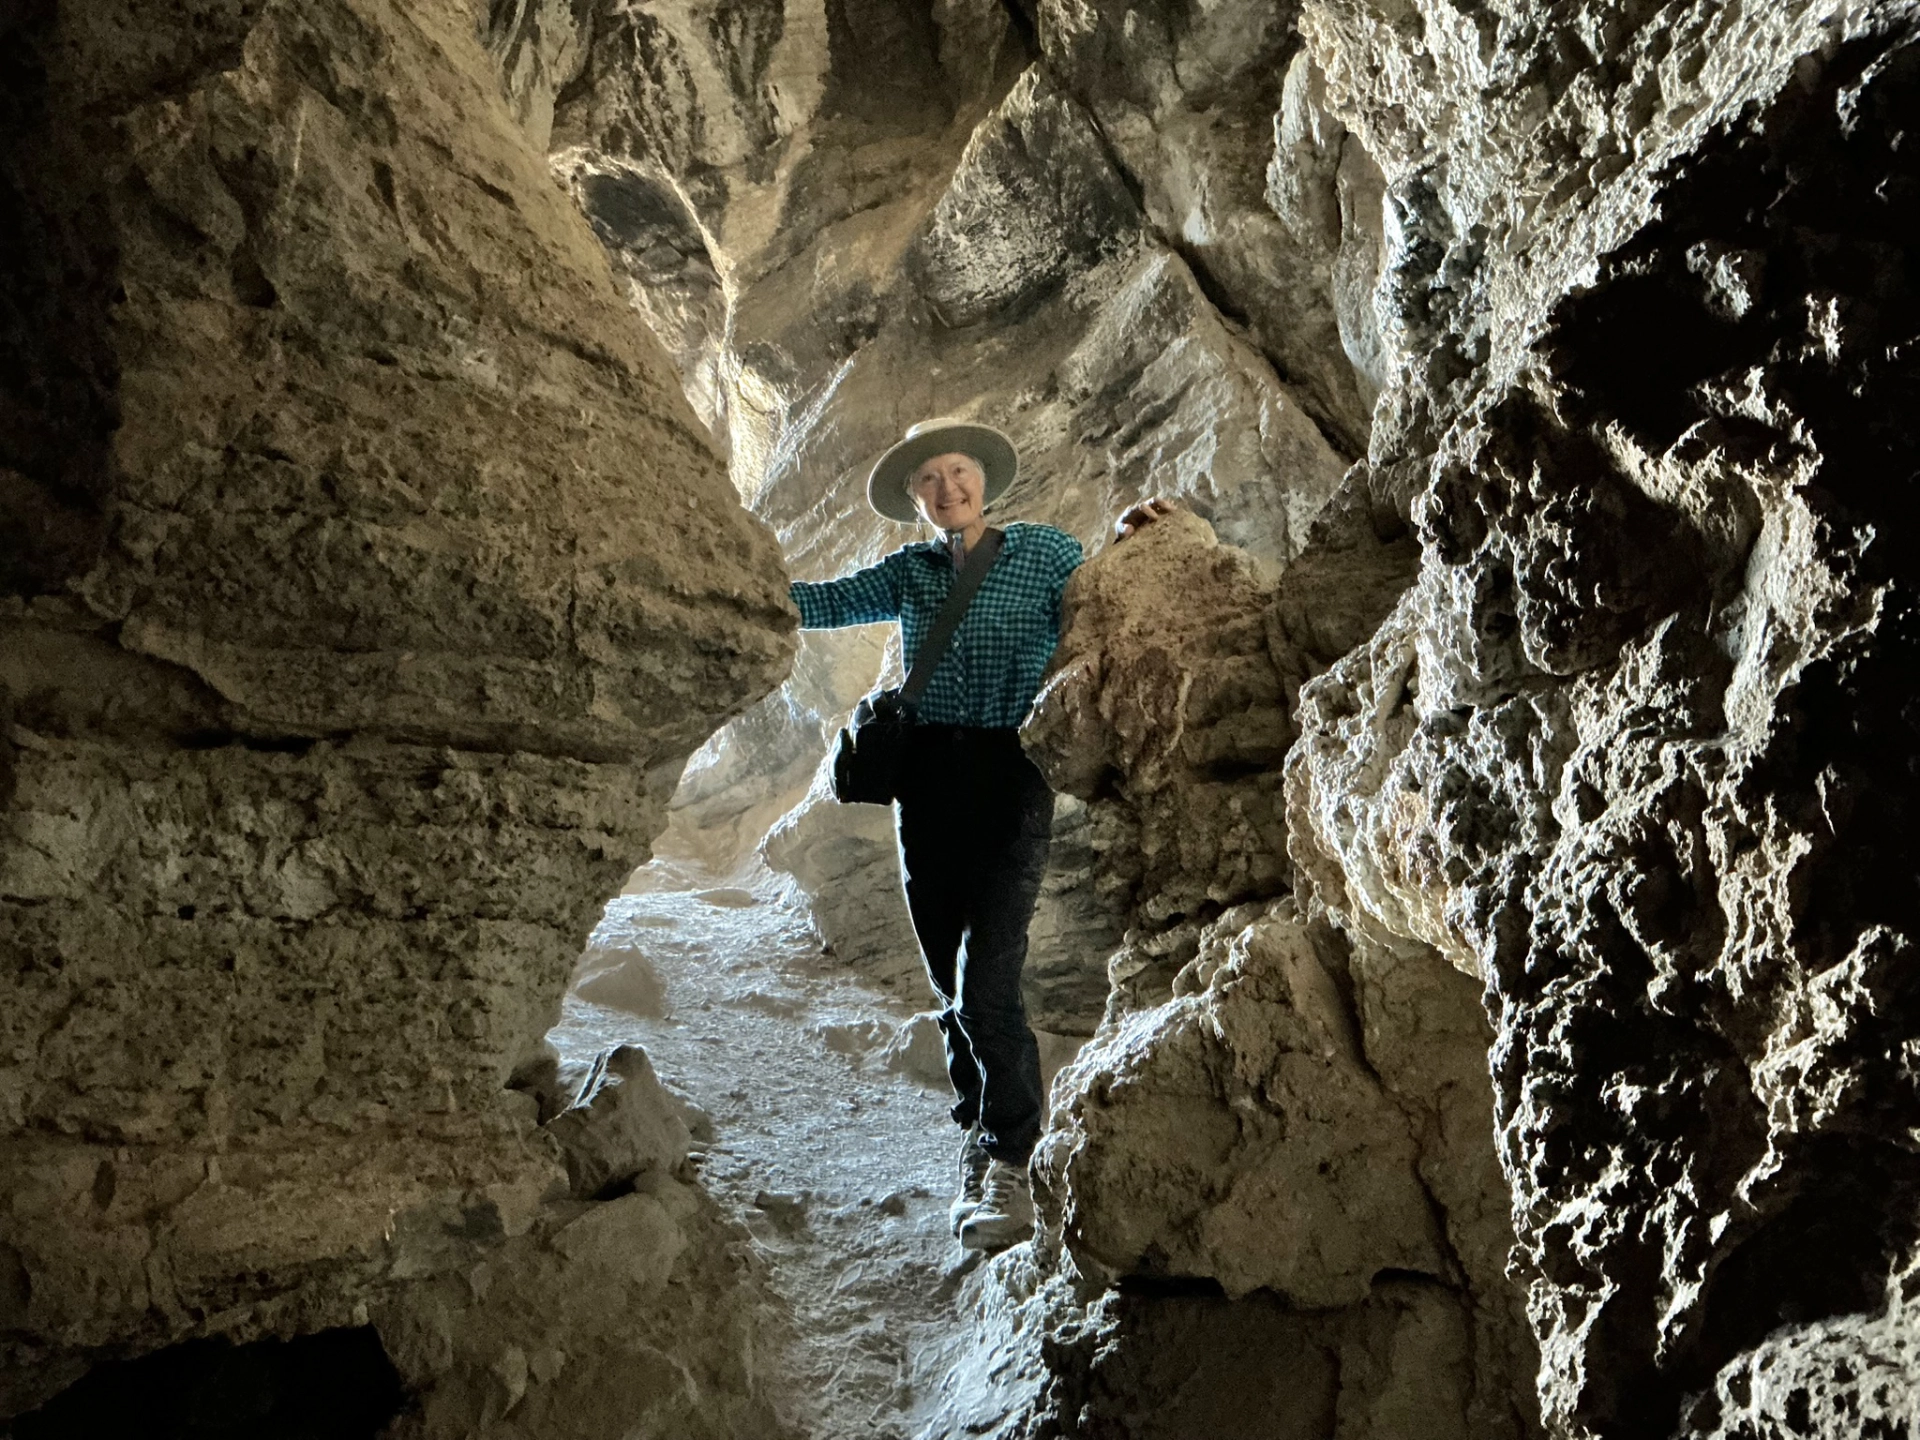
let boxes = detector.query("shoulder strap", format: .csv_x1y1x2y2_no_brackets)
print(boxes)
900,528,1004,706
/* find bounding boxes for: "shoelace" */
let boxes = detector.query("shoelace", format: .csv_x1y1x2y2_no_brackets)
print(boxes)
980,1166,1027,1210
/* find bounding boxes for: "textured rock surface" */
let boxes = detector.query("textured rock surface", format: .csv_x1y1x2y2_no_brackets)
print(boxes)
13,0,1920,1432
926,1250,1506,1440
1,0,791,1422
1038,902,1447,1307
1025,511,1303,930
933,495,1530,1437
1281,2,1920,1435
530,0,1355,1046
377,1039,781,1440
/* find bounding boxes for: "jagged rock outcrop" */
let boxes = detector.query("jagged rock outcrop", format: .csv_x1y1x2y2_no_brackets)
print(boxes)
1281,1,1920,1435
496,0,1920,1434
1024,512,1304,931
1039,902,1447,1306
1,0,792,1425
14,0,1912,1433
981,513,1535,1439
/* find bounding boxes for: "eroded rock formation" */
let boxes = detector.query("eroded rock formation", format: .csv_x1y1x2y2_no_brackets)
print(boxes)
540,0,1920,1434
9,0,1920,1435
1282,4,1920,1435
2,0,792,1429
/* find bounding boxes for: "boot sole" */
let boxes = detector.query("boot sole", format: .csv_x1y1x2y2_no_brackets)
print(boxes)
957,1218,1033,1252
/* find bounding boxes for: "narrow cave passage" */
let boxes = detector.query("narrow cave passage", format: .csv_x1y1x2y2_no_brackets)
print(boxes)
548,847,1007,1440
8,3,1913,1438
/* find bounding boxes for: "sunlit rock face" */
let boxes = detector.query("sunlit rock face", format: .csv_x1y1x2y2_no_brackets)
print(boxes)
532,0,1361,1042
0,0,792,1428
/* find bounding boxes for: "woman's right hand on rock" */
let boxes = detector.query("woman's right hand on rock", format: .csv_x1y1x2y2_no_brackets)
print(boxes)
1114,497,1177,542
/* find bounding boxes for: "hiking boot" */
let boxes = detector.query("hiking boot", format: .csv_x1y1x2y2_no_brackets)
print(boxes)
957,1159,1033,1252
949,1125,992,1236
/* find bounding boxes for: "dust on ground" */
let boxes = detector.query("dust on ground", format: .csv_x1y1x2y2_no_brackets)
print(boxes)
549,856,998,1440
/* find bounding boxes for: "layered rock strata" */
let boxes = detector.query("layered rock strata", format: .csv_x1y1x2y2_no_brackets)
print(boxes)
526,0,1359,1044
561,0,1920,1433
16,0,1909,1435
2,0,791,1426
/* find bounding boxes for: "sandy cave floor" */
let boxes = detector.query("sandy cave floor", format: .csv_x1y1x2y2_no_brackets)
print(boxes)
548,856,1007,1440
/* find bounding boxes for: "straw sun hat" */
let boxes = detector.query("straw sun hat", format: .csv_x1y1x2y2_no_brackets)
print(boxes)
866,418,1018,524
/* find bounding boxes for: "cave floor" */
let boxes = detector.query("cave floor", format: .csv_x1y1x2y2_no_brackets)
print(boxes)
549,857,991,1440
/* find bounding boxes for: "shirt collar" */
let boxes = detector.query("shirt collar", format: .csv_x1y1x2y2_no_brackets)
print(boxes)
913,524,1015,568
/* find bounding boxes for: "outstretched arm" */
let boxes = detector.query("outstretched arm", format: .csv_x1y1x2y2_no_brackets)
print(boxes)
789,558,902,630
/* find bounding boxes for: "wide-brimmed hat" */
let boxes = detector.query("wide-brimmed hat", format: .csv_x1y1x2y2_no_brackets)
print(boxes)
866,418,1018,523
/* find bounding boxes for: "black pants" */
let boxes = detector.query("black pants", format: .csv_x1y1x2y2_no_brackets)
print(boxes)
896,725,1052,1164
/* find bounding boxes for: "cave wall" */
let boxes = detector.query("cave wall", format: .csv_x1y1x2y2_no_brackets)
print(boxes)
10,0,1917,1435
994,1,1920,1435
1,0,794,1426
1285,2,1920,1435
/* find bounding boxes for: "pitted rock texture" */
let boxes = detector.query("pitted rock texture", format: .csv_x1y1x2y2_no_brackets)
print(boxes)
994,493,1530,1435
1682,1257,1920,1440
934,902,1535,1440
1024,510,1302,931
1,0,791,1421
1282,3,1920,1436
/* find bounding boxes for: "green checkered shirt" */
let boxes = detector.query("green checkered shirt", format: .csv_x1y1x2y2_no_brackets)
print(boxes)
789,522,1085,728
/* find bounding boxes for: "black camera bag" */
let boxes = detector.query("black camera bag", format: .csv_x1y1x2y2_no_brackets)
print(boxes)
830,528,1004,805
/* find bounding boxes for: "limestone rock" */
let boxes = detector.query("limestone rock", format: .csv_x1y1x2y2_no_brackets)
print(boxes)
1682,1258,1920,1439
1019,795,1129,1034
655,624,893,876
378,1179,786,1440
762,765,925,998
1283,5,1920,1434
1,0,791,1418
881,1012,951,1090
572,907,673,1020
926,1251,1488,1440
1037,902,1445,1306
543,1046,692,1202
1024,510,1301,927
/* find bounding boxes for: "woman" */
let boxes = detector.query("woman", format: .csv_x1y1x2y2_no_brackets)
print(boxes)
788,417,1170,1252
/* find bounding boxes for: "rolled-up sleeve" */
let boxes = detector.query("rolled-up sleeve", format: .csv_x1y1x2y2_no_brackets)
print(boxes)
789,558,901,630
1048,530,1084,614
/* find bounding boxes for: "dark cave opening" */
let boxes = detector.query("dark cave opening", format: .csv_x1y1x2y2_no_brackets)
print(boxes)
10,1326,407,1440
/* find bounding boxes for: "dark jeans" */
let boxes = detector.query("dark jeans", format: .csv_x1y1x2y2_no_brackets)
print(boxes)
896,725,1052,1164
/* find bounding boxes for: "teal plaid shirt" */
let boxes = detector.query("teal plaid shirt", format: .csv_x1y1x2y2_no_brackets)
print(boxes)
789,522,1084,728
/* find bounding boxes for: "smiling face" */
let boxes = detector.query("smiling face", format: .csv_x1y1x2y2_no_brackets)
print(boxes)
907,451,987,533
